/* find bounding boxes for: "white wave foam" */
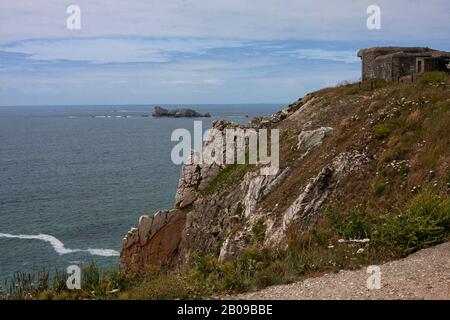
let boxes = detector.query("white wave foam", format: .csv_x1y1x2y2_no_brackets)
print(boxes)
0,233,119,257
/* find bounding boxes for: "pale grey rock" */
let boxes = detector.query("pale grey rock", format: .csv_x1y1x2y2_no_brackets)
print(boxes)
243,175,268,218
297,127,334,150
261,167,292,198
175,153,201,208
218,238,231,262
267,151,368,246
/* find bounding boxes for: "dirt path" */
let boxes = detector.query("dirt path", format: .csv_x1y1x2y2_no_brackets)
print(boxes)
233,242,450,300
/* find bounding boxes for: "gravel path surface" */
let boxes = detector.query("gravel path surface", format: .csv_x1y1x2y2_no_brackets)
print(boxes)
233,242,450,300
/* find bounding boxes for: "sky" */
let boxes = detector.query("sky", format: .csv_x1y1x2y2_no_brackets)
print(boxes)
0,0,449,106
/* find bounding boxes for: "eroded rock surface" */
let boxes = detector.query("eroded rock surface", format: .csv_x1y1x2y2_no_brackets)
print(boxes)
120,209,186,274
121,90,377,274
297,127,334,150
267,151,369,246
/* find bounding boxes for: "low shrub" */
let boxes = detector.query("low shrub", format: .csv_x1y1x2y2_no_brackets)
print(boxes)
5,190,449,300
252,219,267,242
373,123,392,140
377,190,450,256
417,72,448,88
374,180,387,195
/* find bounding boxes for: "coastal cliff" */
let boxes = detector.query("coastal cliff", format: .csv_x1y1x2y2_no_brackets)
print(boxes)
121,72,450,276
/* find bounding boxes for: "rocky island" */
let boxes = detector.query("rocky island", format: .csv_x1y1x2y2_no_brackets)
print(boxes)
152,106,211,118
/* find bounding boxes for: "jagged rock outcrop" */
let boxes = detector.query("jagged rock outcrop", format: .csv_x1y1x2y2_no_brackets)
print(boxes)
121,86,382,274
297,127,334,150
175,119,242,208
120,119,242,273
250,94,313,128
266,151,369,246
120,209,186,274
175,158,200,208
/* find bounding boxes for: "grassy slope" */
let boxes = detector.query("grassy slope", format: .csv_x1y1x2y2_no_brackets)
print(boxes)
262,72,450,216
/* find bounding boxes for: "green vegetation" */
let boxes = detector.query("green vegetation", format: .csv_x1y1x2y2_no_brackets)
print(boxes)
327,204,373,239
417,71,448,88
328,189,450,256
3,189,448,300
373,123,392,140
251,219,267,242
373,180,387,195
202,163,252,195
122,189,449,299
378,191,450,255
398,164,410,176
334,78,388,95
234,202,245,217
0,264,131,300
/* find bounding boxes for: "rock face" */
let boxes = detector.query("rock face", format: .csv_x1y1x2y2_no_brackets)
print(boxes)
120,209,186,274
297,127,334,151
120,119,235,273
152,106,211,118
120,90,377,274
266,151,369,246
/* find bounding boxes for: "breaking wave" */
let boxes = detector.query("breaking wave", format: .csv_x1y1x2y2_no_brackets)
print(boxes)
0,233,119,257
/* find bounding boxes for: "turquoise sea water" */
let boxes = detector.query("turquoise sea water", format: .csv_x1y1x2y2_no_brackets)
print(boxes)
0,104,282,281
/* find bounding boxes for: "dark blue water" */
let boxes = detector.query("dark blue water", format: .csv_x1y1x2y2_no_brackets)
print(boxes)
0,104,282,281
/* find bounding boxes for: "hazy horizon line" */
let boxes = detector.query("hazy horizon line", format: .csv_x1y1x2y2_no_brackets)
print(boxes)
0,102,289,108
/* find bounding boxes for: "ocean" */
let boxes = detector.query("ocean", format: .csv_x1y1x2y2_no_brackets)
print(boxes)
0,104,282,281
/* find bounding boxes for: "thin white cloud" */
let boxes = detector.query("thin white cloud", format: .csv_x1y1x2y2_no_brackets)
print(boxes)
0,0,449,45
0,53,360,105
0,0,448,105
281,49,359,64
160,78,222,85
161,79,194,85
203,78,221,85
2,38,244,64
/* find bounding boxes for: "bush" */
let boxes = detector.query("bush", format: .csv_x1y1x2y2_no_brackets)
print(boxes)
327,205,373,239
5,190,450,300
202,163,252,195
374,180,387,195
417,72,448,88
445,170,450,186
254,266,280,289
377,190,450,256
252,220,267,242
235,202,245,217
121,270,208,300
373,123,392,140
